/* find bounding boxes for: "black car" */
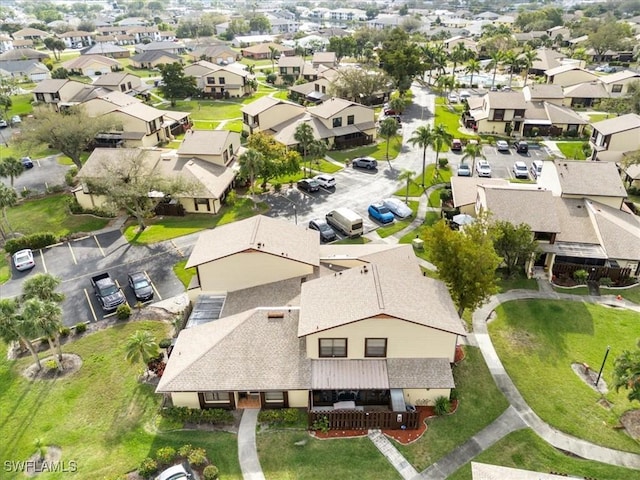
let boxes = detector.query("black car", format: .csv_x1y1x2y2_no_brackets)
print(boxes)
21,157,34,169
308,218,337,243
297,178,320,192
513,141,529,153
127,271,154,302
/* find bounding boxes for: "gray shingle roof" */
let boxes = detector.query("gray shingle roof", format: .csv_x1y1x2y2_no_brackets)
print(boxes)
387,358,455,389
563,81,609,99
554,159,626,197
177,130,239,157
591,113,640,135
553,198,600,244
587,200,640,260
487,91,527,109
482,188,561,233
450,177,509,208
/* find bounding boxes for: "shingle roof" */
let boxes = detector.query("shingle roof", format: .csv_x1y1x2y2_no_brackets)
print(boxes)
308,97,370,119
592,113,640,135
544,64,591,76
486,91,527,109
523,83,564,100
185,215,320,269
154,155,236,200
177,130,238,157
78,148,161,178
482,188,562,233
544,102,588,125
563,81,609,99
61,54,120,69
599,69,640,84
115,102,163,121
272,114,334,145
131,50,181,63
387,358,455,388
553,198,600,244
240,95,303,116
554,159,627,197
298,245,465,337
0,48,48,61
93,72,138,86
278,55,305,67
312,51,336,63
450,177,509,207
31,79,71,92
587,200,640,260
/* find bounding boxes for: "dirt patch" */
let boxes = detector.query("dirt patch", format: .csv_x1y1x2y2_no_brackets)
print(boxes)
22,354,82,381
506,330,536,350
620,410,640,440
25,445,62,477
570,362,608,393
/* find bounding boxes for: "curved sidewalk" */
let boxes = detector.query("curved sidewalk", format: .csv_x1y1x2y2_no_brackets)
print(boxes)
473,289,640,470
238,409,266,480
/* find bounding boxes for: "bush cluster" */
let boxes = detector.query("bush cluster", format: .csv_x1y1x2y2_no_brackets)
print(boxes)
258,408,304,427
159,407,234,425
66,197,115,217
203,465,219,480
138,457,157,477
5,232,58,254
434,395,451,416
154,446,176,465
187,447,208,467
74,322,87,334
116,304,131,320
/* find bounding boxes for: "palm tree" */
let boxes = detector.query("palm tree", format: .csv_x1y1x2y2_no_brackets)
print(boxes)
22,273,65,303
503,50,521,88
409,125,434,188
519,48,540,87
24,298,64,366
461,142,486,173
430,124,453,176
486,50,505,90
294,121,315,175
378,118,399,169
450,43,470,78
308,140,327,171
465,58,482,88
124,330,160,366
0,157,25,187
238,148,263,196
388,96,409,115
398,170,416,203
269,45,277,72
0,298,42,371
0,183,17,236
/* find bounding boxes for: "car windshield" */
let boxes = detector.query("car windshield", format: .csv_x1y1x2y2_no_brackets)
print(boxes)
318,224,332,233
134,279,150,289
15,252,30,261
308,180,319,186
101,284,118,296
378,206,391,214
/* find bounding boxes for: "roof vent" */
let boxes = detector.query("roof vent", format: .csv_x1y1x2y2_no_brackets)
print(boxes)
267,311,285,319
257,242,262,248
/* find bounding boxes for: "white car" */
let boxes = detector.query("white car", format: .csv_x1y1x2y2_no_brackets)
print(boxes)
495,140,510,152
11,115,21,125
313,174,336,189
382,198,412,219
459,90,471,101
155,463,192,480
13,249,35,271
512,161,529,179
475,160,492,177
448,92,459,103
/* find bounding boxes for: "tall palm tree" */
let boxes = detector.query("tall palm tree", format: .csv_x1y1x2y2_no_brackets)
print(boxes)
398,170,416,203
465,58,482,88
409,124,434,188
22,273,65,303
0,183,17,236
486,50,505,90
0,298,42,371
450,43,470,78
238,148,263,195
461,142,486,173
503,50,521,88
269,45,277,72
430,124,453,175
379,118,399,169
294,121,315,175
0,157,25,187
308,139,327,171
519,48,540,87
124,330,160,367
24,298,64,365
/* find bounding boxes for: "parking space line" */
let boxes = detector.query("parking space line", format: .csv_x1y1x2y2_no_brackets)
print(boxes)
73,235,90,242
84,289,98,322
93,235,105,257
170,240,184,257
104,311,118,318
146,270,163,300
68,242,77,265
39,249,48,273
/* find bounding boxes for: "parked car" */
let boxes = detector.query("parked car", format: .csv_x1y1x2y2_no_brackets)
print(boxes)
382,197,412,219
459,90,471,101
495,140,510,152
0,119,7,128
352,156,378,170
368,202,395,224
13,249,35,271
380,114,402,125
297,178,320,192
512,161,529,179
530,160,543,179
448,92,459,103
475,160,492,177
313,174,336,189
457,163,472,176
308,218,337,243
128,271,154,302
10,115,21,125
154,463,193,480
513,141,529,153
21,157,34,169
451,139,463,152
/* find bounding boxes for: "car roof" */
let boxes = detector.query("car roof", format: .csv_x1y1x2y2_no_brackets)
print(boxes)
156,464,189,480
315,174,332,179
129,271,146,279
514,161,527,167
14,249,33,256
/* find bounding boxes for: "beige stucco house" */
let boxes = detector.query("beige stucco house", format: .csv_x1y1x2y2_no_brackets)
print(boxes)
61,55,121,76
32,79,88,109
241,96,306,135
184,60,254,99
93,72,146,95
130,50,183,69
589,113,640,162
599,70,640,97
157,217,465,429
305,97,376,149
102,103,170,147
545,65,599,87
278,55,305,80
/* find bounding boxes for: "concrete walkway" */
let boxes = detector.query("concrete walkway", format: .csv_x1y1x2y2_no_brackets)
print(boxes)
238,409,266,480
369,429,419,480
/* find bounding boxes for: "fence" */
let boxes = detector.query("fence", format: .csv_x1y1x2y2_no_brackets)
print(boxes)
308,409,419,430
552,263,633,283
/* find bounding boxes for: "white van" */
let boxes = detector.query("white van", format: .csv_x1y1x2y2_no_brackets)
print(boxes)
530,160,543,179
325,208,364,238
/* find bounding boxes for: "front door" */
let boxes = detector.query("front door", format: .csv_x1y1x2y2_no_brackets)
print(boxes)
237,392,261,409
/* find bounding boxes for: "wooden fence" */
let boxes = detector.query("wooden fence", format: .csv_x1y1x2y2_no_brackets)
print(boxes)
308,409,419,430
552,263,633,283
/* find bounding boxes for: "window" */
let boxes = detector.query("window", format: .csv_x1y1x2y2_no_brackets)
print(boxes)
612,84,623,93
514,109,525,118
203,391,225,402
315,84,320,91
293,67,300,74
493,109,505,121
207,77,215,84
332,117,342,128
36,93,45,101
219,77,225,84
264,391,284,402
319,338,347,357
127,81,132,90
194,198,210,212
347,115,355,125
280,67,286,75
365,338,387,357
228,145,234,157
120,84,126,92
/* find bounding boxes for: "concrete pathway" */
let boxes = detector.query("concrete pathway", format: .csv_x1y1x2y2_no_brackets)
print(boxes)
238,409,266,480
368,429,419,480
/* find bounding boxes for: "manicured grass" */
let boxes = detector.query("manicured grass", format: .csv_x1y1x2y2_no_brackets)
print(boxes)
552,285,590,295
309,158,343,174
271,90,289,100
257,431,397,479
0,321,243,480
428,187,443,207
0,251,9,284
327,135,403,163
6,93,34,117
167,140,182,149
173,259,196,289
158,95,270,122
588,113,611,123
616,284,640,303
395,166,452,197
376,200,419,238
490,300,640,453
556,141,587,160
260,170,305,186
435,101,479,141
58,151,90,166
123,197,269,244
496,271,538,293
239,58,274,67
191,120,221,130
335,236,371,244
6,194,110,237
0,142,58,161
397,212,441,262
397,347,510,470
448,429,640,480
222,119,244,133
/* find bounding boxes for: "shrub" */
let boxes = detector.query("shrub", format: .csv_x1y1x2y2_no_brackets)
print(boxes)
573,269,589,284
203,465,219,480
187,447,208,467
439,189,452,202
266,73,277,84
74,322,87,334
116,303,131,320
161,407,234,425
4,232,58,254
599,277,613,287
226,189,237,206
46,184,65,194
273,182,282,192
159,338,172,349
258,408,304,427
449,388,459,401
155,446,176,465
438,157,449,168
434,396,451,415
177,444,193,458
310,415,330,433
20,188,32,198
59,326,71,337
45,359,58,370
138,457,158,478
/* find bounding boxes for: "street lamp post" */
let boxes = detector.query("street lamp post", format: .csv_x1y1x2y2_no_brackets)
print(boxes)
594,345,611,387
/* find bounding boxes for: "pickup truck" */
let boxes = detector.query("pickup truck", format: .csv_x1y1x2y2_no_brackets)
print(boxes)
90,273,126,311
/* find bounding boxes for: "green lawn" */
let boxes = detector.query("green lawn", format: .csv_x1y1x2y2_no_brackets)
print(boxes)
173,259,196,289
58,151,90,166
0,321,243,480
428,187,443,207
158,95,270,122
552,283,640,303
496,271,538,293
435,99,479,141
397,347,510,471
588,113,611,123
222,119,244,133
397,212,442,262
376,200,419,238
448,429,640,480
552,285,590,295
308,158,343,174
395,166,452,197
6,93,34,117
6,194,110,237
123,197,269,244
490,300,640,453
239,58,274,68
257,431,398,479
327,136,403,163
0,251,9,284
0,142,58,161
271,90,289,100
556,141,587,160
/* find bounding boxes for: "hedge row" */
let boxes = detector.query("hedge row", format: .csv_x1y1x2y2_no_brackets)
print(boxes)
5,232,58,254
159,406,234,425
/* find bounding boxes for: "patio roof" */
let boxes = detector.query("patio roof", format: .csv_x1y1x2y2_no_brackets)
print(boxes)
312,359,389,389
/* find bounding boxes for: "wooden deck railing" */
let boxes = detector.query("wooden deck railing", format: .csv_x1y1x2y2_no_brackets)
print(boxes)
308,409,419,430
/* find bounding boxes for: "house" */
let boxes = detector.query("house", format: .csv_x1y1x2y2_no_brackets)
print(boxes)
130,50,182,69
157,218,465,427
134,41,185,55
102,103,170,147
599,70,640,97
12,28,49,42
241,96,306,135
80,43,130,58
92,72,146,95
57,30,94,49
443,36,478,54
0,59,51,82
190,45,239,64
522,84,564,105
278,55,305,80
184,61,254,99
450,177,509,215
61,54,120,76
311,51,337,68
231,35,275,48
589,113,640,162
545,65,599,87
126,26,161,43
562,81,609,108
177,129,240,168
546,26,570,41
0,48,49,62
527,48,567,76
240,42,294,60
12,39,33,50
32,79,87,107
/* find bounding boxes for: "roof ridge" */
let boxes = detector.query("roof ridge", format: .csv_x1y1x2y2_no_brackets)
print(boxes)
372,264,385,310
249,216,261,246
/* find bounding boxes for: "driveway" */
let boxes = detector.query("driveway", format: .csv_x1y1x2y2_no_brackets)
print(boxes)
1,154,71,194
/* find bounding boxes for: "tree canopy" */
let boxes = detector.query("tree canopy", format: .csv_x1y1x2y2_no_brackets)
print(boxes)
159,63,199,106
378,28,424,92
613,340,640,403
242,133,301,187
491,221,538,277
330,68,391,106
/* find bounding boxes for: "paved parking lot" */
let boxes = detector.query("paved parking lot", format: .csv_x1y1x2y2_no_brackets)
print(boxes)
449,143,551,180
0,154,71,194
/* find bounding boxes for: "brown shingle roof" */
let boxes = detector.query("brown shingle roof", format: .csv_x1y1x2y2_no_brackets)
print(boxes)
587,200,640,259
487,91,527,109
591,113,640,135
482,188,561,233
308,97,368,119
554,159,626,197
177,130,239,157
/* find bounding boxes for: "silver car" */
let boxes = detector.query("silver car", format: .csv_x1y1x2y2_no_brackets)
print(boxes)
13,249,35,271
382,198,412,218
313,174,336,189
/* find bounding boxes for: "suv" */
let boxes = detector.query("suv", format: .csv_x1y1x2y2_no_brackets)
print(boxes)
451,139,463,152
352,157,378,170
297,178,320,192
512,161,529,179
513,141,529,153
308,218,337,243
475,160,492,177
